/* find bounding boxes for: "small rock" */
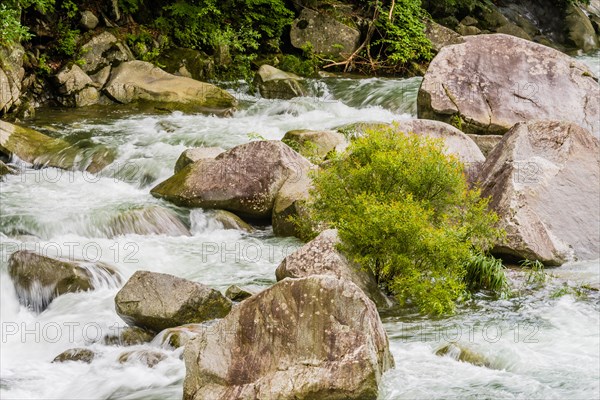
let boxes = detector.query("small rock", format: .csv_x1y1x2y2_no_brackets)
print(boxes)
79,10,99,31
118,350,166,368
224,285,254,302
53,348,96,364
436,343,489,367
115,271,232,332
0,120,115,173
157,324,206,349
103,326,155,346
210,210,254,232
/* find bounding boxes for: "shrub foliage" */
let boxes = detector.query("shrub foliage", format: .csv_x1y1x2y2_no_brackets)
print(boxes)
305,126,505,314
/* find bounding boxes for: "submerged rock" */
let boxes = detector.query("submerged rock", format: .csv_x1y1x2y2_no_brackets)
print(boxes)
115,271,232,332
53,348,96,364
479,120,600,265
103,206,190,237
104,61,237,112
276,229,393,309
210,210,254,232
8,250,121,312
118,350,166,368
183,276,394,400
0,160,15,177
436,343,489,367
0,120,115,173
254,65,307,100
418,34,600,137
151,140,313,220
103,326,155,346
157,324,207,349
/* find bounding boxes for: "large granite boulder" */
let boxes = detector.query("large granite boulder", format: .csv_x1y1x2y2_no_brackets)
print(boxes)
254,65,306,100
276,229,393,309
0,120,115,173
392,119,486,181
115,271,232,332
418,34,600,137
424,20,464,52
479,120,600,265
183,275,394,400
53,64,100,107
0,43,25,115
103,61,237,111
158,47,215,81
79,32,134,74
151,140,313,220
565,4,599,52
290,8,360,59
8,250,121,312
174,147,224,174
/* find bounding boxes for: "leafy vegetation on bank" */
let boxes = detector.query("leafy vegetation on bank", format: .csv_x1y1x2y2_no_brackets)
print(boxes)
303,126,505,315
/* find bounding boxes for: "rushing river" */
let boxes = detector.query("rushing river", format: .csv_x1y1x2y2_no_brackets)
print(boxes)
1,56,598,399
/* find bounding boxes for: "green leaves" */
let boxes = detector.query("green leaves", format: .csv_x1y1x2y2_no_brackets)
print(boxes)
306,125,504,315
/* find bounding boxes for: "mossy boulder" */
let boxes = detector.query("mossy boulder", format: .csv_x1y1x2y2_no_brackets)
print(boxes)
183,276,394,399
254,65,307,100
436,343,489,367
290,8,360,59
8,250,121,312
151,140,313,220
115,270,232,332
0,120,115,173
80,32,134,74
104,61,237,112
158,47,215,81
210,210,254,232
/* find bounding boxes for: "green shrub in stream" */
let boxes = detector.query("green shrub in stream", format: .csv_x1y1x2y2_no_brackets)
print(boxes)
304,126,504,315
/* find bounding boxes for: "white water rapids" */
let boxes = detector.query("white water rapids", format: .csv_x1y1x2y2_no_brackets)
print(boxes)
1,59,598,399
